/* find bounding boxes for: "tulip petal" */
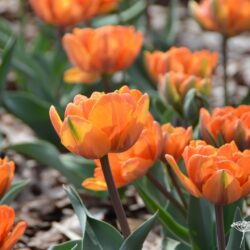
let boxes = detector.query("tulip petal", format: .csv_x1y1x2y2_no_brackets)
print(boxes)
49,106,63,136
121,157,153,183
1,221,27,250
165,154,202,197
64,67,100,84
61,116,110,159
82,178,107,191
202,170,241,205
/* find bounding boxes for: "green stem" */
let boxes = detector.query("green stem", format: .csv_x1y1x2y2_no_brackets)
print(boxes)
222,36,228,106
102,74,111,93
215,205,226,250
164,161,188,209
100,155,131,237
146,172,187,217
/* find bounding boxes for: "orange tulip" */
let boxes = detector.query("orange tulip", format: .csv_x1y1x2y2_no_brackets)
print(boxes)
190,0,250,37
161,124,192,162
200,106,250,150
49,86,149,159
63,26,143,83
166,140,250,205
145,47,218,82
0,158,15,199
145,48,217,112
0,205,27,250
29,0,100,27
159,72,211,113
82,114,162,190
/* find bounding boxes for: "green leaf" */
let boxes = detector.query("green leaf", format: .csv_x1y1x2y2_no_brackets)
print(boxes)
2,91,60,145
0,180,30,205
48,240,82,250
64,186,124,250
136,185,190,246
6,140,91,189
188,197,215,250
224,199,243,234
119,212,158,250
0,37,15,96
92,0,146,27
227,207,245,250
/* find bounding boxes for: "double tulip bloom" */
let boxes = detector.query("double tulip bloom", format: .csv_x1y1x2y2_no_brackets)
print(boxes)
29,0,119,27
0,205,26,250
166,140,250,205
145,47,217,112
200,105,250,150
63,26,143,84
83,114,162,190
161,123,192,162
49,86,149,159
190,0,250,37
0,158,15,199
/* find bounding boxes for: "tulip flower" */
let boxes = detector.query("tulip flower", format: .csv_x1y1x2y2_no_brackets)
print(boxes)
0,158,15,199
83,114,162,190
145,47,218,82
63,26,143,83
145,47,217,112
166,140,250,205
200,106,250,150
161,123,192,162
49,86,149,159
0,205,27,250
29,0,100,27
190,0,250,37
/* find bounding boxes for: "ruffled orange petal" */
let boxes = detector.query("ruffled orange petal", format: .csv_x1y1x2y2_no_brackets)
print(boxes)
49,106,63,136
64,67,100,84
165,154,202,197
202,170,242,205
60,116,110,159
1,221,27,250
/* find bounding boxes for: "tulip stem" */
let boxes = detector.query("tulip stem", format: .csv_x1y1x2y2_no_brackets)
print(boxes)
102,74,111,93
146,172,187,217
164,162,188,209
222,36,228,105
100,155,131,237
215,205,226,250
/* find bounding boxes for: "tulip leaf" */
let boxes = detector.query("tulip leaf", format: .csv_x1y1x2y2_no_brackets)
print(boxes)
188,197,216,250
136,184,190,246
6,140,92,189
0,180,30,205
2,91,60,145
0,37,15,96
48,240,82,250
224,199,243,234
64,186,124,250
227,207,245,250
119,212,158,250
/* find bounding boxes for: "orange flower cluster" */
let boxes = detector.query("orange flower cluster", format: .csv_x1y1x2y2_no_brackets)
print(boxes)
83,114,162,190
145,48,217,110
161,124,192,162
0,205,26,250
49,86,149,159
200,105,250,150
166,140,250,205
63,26,143,84
0,158,15,199
29,0,119,27
190,0,250,37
